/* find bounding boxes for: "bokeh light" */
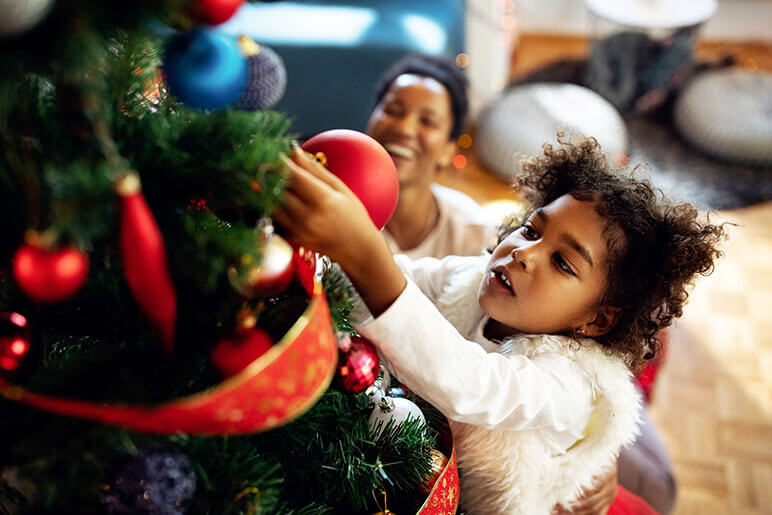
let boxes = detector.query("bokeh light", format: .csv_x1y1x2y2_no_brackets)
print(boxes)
452,154,467,169
455,53,470,68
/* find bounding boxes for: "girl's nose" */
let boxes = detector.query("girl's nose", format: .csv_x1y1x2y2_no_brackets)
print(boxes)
511,243,539,271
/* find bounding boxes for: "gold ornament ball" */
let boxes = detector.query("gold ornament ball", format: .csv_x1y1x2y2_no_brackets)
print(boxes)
419,449,449,494
228,233,295,297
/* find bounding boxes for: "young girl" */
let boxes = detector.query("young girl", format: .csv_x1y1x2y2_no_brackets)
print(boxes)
275,135,725,514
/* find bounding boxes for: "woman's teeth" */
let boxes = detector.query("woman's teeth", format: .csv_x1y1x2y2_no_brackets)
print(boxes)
385,143,416,159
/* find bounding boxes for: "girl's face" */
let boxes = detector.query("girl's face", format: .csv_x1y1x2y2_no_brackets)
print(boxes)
479,194,619,338
365,74,456,188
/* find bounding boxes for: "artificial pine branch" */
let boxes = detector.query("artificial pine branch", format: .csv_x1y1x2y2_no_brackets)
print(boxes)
0,4,444,513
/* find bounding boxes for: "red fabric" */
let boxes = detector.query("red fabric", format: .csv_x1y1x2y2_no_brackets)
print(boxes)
608,485,659,515
634,329,669,404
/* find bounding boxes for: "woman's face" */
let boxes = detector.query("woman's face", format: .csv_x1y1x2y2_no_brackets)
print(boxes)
478,194,620,338
366,74,456,188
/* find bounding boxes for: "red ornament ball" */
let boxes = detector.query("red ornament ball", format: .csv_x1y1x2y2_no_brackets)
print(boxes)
302,129,399,230
188,0,244,25
292,244,317,296
228,232,295,298
12,244,89,302
337,336,380,393
211,327,273,378
0,312,31,372
419,449,449,494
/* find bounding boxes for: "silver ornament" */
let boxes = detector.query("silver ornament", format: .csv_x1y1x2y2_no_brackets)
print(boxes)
236,38,286,111
0,0,54,36
368,395,425,438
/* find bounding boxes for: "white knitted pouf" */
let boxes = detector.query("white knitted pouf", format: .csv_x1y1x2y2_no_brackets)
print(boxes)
674,69,772,166
475,83,629,181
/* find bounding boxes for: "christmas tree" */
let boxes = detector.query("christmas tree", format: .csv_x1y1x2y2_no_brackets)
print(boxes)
0,1,453,513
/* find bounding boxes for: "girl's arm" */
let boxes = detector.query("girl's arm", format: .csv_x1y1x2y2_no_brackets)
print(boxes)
356,278,593,436
274,147,406,316
275,149,593,439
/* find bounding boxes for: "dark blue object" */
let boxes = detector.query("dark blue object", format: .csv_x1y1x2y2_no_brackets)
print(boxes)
102,448,197,514
163,29,247,110
237,43,287,110
219,0,465,137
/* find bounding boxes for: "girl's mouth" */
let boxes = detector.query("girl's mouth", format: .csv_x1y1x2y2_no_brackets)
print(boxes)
491,269,515,295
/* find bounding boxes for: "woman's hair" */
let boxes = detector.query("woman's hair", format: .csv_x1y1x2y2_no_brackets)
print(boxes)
372,53,469,139
501,134,727,371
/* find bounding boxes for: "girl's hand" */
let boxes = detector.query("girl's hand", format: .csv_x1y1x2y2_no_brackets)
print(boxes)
274,146,375,265
274,146,406,316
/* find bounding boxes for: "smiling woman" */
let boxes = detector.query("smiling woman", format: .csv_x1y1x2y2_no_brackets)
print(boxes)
366,53,498,259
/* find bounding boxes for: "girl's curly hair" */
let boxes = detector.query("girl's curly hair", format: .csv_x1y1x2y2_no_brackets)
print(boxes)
502,133,727,372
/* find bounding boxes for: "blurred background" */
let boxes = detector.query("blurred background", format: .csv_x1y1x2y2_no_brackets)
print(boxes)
223,1,772,513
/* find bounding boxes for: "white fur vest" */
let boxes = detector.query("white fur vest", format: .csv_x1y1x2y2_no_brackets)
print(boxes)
431,258,641,514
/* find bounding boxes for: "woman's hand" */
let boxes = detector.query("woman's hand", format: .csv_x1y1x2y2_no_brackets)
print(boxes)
274,146,406,316
551,459,618,515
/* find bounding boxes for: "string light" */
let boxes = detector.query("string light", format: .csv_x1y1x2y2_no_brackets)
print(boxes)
455,53,470,68
452,154,467,169
501,14,516,31
458,134,473,149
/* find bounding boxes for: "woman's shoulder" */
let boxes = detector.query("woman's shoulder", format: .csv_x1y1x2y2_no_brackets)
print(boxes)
431,183,480,207
431,184,492,223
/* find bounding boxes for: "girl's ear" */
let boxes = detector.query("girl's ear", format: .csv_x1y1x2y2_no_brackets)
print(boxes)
437,140,457,170
580,306,621,337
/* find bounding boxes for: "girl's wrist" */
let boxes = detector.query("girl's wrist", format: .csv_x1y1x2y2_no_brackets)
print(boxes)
339,232,406,317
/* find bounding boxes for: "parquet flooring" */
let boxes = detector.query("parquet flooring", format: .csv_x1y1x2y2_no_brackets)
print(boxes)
651,203,772,515
438,33,772,514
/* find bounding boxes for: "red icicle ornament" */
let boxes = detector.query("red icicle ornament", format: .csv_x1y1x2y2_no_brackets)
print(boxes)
116,172,177,356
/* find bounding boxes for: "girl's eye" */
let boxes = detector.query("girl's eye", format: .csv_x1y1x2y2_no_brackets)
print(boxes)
521,224,538,239
421,117,438,128
553,254,576,276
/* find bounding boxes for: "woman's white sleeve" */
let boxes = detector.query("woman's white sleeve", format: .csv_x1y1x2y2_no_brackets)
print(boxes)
355,280,592,435
391,254,450,302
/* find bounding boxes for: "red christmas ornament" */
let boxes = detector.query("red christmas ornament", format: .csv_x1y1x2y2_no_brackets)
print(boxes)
211,327,273,378
188,0,244,25
116,172,177,356
337,335,380,393
0,312,31,372
12,242,88,302
419,449,449,494
302,129,399,230
228,230,295,298
292,244,316,296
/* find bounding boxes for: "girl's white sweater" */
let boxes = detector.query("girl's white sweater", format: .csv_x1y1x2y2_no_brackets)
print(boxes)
354,254,641,514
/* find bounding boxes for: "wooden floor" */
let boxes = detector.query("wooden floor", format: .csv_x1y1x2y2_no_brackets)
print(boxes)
438,34,772,514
